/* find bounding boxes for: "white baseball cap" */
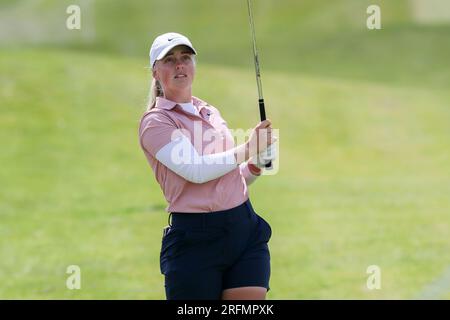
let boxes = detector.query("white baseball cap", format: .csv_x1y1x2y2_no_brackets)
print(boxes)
149,32,197,68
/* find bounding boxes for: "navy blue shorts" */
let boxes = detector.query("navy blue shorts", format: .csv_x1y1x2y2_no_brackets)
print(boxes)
159,199,272,300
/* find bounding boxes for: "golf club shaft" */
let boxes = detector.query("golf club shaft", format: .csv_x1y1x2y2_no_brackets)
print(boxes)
247,0,272,169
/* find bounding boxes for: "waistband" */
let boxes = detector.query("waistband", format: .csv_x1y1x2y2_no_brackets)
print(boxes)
169,199,255,229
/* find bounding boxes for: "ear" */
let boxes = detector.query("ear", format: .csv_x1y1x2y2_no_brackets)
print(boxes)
152,68,158,81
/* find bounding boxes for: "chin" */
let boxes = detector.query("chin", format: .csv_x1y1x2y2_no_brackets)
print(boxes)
173,81,192,88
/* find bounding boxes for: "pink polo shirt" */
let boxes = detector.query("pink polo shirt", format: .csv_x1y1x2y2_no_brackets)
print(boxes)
138,96,250,213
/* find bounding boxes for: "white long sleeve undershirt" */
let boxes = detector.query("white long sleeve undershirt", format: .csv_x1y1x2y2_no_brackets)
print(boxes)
155,134,239,184
155,134,261,185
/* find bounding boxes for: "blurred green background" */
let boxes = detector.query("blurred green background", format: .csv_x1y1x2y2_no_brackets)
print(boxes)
1,0,449,299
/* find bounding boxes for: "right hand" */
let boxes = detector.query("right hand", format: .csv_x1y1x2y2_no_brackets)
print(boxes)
247,119,277,158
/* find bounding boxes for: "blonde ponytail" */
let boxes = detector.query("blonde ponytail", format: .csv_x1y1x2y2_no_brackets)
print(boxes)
148,78,163,110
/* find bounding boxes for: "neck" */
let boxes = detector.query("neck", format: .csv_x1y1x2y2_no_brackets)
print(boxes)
164,88,192,104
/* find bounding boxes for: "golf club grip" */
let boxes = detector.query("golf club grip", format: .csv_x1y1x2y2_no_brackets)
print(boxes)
258,99,266,121
258,99,272,169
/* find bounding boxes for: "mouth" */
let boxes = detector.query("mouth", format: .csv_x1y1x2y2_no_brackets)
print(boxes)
174,74,187,79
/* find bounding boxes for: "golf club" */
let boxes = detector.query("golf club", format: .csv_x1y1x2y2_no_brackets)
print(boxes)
247,0,272,169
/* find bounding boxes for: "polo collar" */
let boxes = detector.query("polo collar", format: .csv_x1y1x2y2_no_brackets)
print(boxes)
155,96,211,114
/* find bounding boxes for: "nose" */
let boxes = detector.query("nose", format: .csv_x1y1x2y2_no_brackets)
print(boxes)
175,59,184,70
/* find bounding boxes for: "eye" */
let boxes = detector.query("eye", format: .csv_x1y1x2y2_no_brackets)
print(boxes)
164,57,174,63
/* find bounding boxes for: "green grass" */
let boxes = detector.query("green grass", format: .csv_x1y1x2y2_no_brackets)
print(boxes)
1,0,449,299
2,0,449,88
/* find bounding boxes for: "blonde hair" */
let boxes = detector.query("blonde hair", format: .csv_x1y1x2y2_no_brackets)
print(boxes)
148,78,164,110
147,55,196,110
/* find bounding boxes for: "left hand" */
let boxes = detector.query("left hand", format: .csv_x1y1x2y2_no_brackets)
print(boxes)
249,142,277,168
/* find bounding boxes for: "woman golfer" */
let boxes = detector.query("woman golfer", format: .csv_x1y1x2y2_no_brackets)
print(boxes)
138,32,277,300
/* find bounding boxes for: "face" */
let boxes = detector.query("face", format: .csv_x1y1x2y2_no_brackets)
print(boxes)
153,45,195,94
